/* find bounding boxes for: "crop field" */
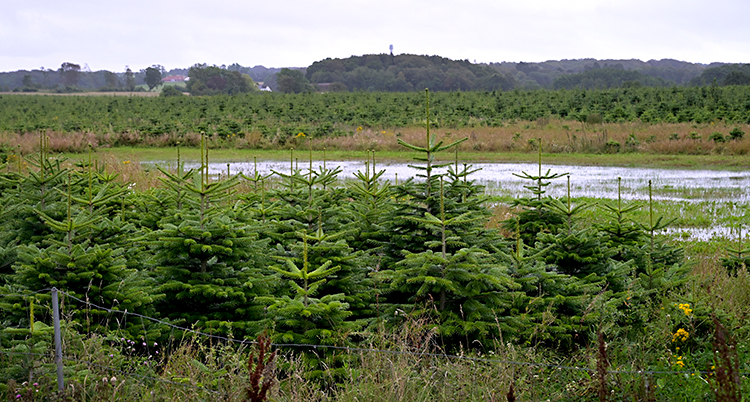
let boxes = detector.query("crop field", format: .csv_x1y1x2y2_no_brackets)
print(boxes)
1,86,750,149
1,90,749,400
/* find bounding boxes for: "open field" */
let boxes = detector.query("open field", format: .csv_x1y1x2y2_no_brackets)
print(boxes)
2,87,750,151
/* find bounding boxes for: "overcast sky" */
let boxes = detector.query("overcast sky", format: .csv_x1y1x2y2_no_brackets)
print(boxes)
2,0,748,73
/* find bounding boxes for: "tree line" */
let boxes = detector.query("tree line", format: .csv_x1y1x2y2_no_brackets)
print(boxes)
3,56,746,94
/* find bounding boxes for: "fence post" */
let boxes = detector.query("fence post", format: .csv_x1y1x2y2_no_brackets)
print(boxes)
51,288,64,391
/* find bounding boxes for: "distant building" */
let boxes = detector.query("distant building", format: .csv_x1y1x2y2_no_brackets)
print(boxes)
257,82,272,92
162,75,187,82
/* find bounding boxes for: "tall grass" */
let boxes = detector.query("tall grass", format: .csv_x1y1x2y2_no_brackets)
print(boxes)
6,287,748,401
2,120,749,156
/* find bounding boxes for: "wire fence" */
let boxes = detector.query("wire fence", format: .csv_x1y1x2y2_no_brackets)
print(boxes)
0,287,746,396
0,349,228,397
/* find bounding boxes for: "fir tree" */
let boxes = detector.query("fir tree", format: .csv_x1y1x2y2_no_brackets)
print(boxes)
537,177,613,279
497,221,606,350
258,231,357,380
502,140,568,246
722,223,750,275
345,152,396,320
376,89,520,349
596,177,647,263
266,146,349,247
146,135,272,336
383,89,468,263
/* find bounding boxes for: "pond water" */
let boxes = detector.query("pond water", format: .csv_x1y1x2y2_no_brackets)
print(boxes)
147,160,749,241
165,160,750,204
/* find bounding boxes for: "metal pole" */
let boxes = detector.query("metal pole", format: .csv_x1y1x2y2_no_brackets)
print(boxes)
51,288,64,391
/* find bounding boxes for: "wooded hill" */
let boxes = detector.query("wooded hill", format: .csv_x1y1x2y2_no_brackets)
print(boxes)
491,58,716,89
305,54,515,92
1,56,748,93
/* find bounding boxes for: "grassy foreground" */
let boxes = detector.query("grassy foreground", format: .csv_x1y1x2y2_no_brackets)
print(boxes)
4,263,750,401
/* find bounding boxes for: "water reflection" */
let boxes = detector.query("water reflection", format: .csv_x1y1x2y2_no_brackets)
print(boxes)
159,160,750,204
144,160,749,241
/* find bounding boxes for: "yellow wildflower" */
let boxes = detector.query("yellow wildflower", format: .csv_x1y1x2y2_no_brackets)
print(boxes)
356,126,363,132
296,132,305,138
672,328,689,342
676,303,692,316
123,160,131,164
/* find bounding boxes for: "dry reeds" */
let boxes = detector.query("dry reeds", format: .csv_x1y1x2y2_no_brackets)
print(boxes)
7,131,99,154
306,120,750,156
2,120,749,156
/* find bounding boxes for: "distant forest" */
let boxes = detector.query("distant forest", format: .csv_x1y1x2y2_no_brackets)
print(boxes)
1,56,750,94
0,64,283,93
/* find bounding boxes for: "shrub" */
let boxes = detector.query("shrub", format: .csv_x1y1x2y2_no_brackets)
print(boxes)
586,113,603,125
160,86,184,97
669,133,680,140
729,127,745,140
709,132,726,143
625,134,640,150
605,139,621,153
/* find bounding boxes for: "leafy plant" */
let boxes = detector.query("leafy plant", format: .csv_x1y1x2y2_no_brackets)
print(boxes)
708,131,725,143
728,127,745,140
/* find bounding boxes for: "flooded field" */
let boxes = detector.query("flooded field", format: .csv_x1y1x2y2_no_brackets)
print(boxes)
150,160,750,240
167,160,750,203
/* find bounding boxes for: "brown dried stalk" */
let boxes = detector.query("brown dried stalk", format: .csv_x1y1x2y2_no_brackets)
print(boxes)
245,334,277,402
506,382,516,402
597,331,609,402
712,316,740,402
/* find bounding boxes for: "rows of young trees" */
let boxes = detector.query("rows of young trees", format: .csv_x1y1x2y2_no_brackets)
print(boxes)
1,107,688,379
2,84,750,143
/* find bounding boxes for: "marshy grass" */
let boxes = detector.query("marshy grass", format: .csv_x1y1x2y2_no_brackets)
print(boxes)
3,119,750,162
